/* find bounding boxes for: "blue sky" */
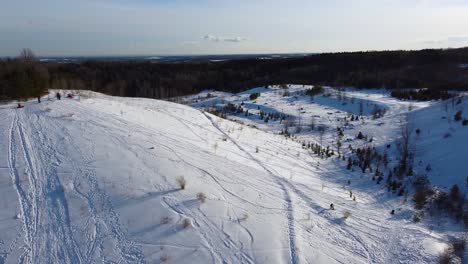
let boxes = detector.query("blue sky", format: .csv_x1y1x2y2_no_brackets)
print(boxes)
1,0,468,56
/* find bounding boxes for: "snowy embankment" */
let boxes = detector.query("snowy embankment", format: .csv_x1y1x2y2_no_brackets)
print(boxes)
0,89,462,263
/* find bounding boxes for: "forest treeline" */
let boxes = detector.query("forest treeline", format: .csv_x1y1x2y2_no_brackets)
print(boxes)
1,47,468,101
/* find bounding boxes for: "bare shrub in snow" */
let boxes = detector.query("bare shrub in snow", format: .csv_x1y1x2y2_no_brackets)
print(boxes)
412,212,423,223
160,216,173,225
160,254,170,262
343,211,351,219
176,176,186,190
239,213,249,221
182,218,192,229
197,192,207,203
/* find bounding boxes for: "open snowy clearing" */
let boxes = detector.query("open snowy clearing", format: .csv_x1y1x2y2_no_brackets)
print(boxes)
0,88,464,263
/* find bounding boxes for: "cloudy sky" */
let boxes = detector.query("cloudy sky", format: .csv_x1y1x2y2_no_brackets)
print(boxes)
1,0,468,56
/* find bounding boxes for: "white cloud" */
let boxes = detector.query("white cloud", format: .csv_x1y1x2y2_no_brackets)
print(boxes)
180,41,199,46
224,37,246,42
447,36,468,43
203,35,220,42
203,35,246,43
421,35,468,46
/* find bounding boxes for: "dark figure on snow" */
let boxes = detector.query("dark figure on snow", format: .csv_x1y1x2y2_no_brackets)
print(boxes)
330,203,335,210
37,96,41,103
56,92,61,100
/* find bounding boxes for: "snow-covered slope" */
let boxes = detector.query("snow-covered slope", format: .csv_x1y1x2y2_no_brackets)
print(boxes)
411,98,468,192
0,89,463,263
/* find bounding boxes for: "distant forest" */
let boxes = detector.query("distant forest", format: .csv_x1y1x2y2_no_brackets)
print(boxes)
2,48,468,101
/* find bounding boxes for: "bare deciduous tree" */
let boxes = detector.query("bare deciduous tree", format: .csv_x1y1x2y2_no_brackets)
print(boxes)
397,114,413,177
18,48,37,62
310,116,316,131
318,125,326,146
359,102,364,116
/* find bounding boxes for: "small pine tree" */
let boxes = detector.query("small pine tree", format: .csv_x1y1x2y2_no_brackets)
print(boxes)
357,132,364,139
249,93,260,100
449,184,461,202
413,189,428,209
347,157,352,170
454,110,463,122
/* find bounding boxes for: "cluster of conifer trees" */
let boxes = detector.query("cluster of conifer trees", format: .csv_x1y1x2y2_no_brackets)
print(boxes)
0,49,49,101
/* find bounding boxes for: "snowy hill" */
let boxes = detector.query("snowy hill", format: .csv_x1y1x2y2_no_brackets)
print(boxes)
0,89,464,263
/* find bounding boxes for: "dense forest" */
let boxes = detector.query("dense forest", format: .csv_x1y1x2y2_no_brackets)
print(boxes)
2,47,468,101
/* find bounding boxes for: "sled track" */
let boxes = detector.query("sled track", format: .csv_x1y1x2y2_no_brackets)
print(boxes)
201,112,300,264
51,102,146,264
73,102,252,263
7,114,32,263
70,141,146,264
7,111,84,263
162,196,255,264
